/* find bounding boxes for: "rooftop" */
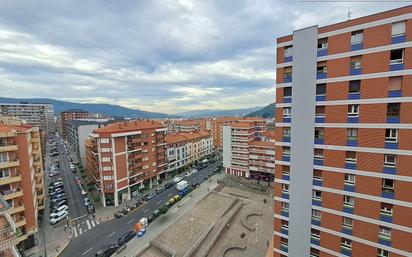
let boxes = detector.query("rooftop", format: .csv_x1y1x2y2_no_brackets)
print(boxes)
94,120,164,134
166,131,211,144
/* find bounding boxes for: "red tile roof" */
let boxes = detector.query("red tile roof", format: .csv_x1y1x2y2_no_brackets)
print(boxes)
94,120,164,134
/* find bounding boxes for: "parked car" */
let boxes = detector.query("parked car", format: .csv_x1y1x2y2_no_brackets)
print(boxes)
173,176,182,183
50,210,68,225
191,169,198,174
51,196,67,204
117,231,136,246
51,200,68,209
155,188,164,194
84,197,91,206
163,182,174,190
144,192,157,201
50,208,69,219
95,244,119,257
184,172,191,178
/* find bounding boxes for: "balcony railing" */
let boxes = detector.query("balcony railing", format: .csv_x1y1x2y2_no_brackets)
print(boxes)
1,188,23,201
0,174,22,186
0,225,18,247
0,145,18,153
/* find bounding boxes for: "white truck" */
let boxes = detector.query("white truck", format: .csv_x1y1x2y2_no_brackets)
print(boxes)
176,180,189,191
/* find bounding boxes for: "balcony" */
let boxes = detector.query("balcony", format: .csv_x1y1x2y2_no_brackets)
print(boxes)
0,225,19,249
1,188,23,201
388,90,402,98
0,174,22,186
317,49,328,57
283,76,292,83
351,43,363,51
15,219,26,227
30,137,40,143
284,56,293,62
316,72,327,79
350,68,362,76
389,63,404,71
391,35,405,44
0,160,20,170
0,145,18,153
9,205,25,214
348,92,360,100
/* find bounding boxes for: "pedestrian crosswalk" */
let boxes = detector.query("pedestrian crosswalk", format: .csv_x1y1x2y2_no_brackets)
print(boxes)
70,217,99,238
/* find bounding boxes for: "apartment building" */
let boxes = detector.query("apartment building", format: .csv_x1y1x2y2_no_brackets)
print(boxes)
166,131,213,177
222,118,274,182
0,195,20,257
66,119,111,167
211,117,240,151
85,120,167,207
163,119,210,133
0,118,44,250
273,6,412,257
59,109,88,139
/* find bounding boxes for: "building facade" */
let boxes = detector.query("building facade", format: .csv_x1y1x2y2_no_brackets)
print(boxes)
273,6,412,257
163,119,210,133
66,120,111,167
0,195,20,256
166,131,213,177
222,118,274,181
0,118,44,250
211,117,240,151
59,109,88,139
85,120,167,207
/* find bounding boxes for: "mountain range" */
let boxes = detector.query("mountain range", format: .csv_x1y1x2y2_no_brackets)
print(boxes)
245,103,275,118
177,106,262,118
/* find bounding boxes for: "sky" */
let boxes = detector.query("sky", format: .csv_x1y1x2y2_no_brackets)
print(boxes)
0,1,409,114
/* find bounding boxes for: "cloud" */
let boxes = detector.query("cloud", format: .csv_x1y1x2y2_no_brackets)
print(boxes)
0,1,408,114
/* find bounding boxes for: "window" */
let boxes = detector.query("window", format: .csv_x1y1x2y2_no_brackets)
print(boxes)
347,128,358,141
343,195,355,207
345,151,357,163
310,248,320,257
387,103,400,117
284,46,293,57
378,248,390,257
390,49,404,64
341,238,352,250
102,157,111,162
280,237,288,247
351,30,363,44
284,87,292,97
379,226,391,240
350,56,362,70
343,217,353,228
314,149,323,160
281,202,289,211
101,148,112,153
384,154,396,167
392,21,406,37
344,174,355,185
0,153,8,163
283,107,291,118
318,38,328,50
380,203,393,216
282,165,290,176
281,220,289,230
382,179,394,192
317,62,327,73
316,84,326,95
283,127,291,137
348,105,359,117
312,190,322,200
284,67,292,78
282,146,290,156
103,175,113,180
315,106,325,118
102,166,112,171
389,76,402,91
385,129,398,142
349,80,361,93
281,184,289,193
0,169,10,178
314,128,324,139
311,229,320,240
142,164,149,169
100,138,109,144
312,209,321,219
313,170,323,181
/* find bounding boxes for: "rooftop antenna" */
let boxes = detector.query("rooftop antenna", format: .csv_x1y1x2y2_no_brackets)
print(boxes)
347,7,352,21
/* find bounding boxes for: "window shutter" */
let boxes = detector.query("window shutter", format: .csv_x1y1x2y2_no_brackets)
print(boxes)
392,21,405,36
389,77,402,91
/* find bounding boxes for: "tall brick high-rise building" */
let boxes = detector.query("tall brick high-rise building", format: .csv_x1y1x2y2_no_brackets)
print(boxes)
273,6,412,257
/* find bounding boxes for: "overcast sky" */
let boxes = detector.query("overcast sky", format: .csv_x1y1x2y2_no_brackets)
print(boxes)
0,1,408,114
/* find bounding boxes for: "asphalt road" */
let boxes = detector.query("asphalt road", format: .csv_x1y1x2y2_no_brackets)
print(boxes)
61,160,222,257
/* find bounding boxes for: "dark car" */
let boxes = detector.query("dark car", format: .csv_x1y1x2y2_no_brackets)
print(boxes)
95,244,119,257
163,182,174,190
155,188,164,194
143,192,157,201
117,231,136,246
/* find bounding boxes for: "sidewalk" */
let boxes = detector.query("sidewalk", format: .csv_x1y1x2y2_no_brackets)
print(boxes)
117,172,226,257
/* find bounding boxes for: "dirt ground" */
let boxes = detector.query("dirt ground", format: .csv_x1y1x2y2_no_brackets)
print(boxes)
137,177,273,257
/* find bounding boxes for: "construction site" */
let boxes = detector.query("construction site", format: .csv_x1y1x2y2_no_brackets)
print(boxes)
135,177,273,257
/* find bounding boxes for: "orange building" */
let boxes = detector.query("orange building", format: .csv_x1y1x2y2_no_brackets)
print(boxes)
59,109,88,139
211,117,243,151
0,118,44,249
274,6,412,257
162,119,210,133
0,195,20,256
85,120,167,207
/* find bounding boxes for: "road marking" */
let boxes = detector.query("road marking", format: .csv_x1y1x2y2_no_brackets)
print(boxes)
79,227,83,235
90,220,96,227
107,231,116,238
168,193,173,197
127,218,135,224
71,214,87,221
144,209,149,213
73,227,78,237
156,200,162,205
86,220,91,230
81,247,93,256
95,219,99,225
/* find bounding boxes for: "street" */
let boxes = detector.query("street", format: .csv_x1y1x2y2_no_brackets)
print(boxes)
60,158,222,257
